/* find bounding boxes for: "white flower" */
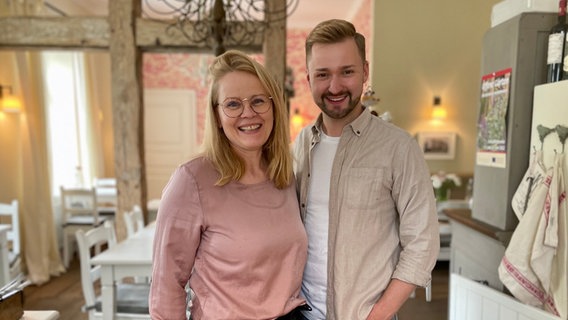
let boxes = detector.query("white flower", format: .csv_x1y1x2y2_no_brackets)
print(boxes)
446,173,461,187
431,171,461,189
431,176,443,188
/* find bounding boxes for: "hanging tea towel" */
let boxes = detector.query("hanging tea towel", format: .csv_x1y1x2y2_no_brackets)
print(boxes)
511,150,546,220
498,160,555,312
546,154,567,318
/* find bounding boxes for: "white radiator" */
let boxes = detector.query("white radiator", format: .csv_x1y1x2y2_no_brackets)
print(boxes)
449,273,562,320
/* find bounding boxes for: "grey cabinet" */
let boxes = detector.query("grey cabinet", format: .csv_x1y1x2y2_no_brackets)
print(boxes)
472,12,556,231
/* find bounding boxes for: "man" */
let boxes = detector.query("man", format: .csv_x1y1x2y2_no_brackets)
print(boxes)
293,19,440,320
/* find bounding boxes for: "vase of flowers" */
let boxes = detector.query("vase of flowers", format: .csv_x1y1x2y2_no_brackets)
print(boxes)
431,171,461,202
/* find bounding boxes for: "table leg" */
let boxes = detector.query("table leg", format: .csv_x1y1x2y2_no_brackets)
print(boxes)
100,266,117,320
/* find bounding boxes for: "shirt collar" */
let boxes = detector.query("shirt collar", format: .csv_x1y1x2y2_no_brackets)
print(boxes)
310,106,371,138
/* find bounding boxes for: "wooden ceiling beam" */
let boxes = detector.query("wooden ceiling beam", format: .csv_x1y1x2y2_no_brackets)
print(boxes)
0,17,109,49
0,17,264,51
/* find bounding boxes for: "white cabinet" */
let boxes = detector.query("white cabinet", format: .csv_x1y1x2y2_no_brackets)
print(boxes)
449,273,562,320
448,212,508,291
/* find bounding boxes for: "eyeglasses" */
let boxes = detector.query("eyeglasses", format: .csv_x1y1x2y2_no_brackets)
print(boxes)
218,94,273,118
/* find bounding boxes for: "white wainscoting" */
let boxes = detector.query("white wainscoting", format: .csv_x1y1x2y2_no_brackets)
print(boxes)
449,273,561,320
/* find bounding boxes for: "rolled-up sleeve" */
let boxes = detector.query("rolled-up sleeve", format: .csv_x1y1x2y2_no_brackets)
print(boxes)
392,138,440,287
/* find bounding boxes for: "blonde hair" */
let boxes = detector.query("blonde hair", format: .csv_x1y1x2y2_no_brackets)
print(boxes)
305,19,366,64
200,50,293,189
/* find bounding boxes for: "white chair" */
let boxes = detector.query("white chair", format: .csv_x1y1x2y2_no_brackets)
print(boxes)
146,198,160,223
0,200,23,286
93,177,117,216
75,221,150,320
123,205,150,284
123,205,145,238
61,186,112,269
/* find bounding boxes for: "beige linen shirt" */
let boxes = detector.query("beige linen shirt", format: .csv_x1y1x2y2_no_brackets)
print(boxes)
293,110,440,319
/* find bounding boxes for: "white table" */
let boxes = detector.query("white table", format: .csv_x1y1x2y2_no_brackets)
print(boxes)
91,224,155,320
0,224,11,288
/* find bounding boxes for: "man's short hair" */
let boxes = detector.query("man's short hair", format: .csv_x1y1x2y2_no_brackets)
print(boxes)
305,19,366,64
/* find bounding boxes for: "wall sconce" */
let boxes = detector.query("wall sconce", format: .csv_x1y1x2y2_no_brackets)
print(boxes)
0,84,22,113
291,108,305,128
431,96,447,121
290,108,307,141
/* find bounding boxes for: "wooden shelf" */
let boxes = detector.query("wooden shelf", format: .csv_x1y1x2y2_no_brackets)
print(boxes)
443,208,513,247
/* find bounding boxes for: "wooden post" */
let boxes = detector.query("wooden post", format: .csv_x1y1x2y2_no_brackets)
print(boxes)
108,0,146,240
263,0,287,95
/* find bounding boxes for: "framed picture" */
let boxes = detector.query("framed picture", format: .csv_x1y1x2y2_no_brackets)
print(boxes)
416,132,457,160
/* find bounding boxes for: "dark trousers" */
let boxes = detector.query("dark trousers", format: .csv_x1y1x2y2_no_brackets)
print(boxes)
189,306,309,320
283,311,398,320
191,308,396,320
276,306,310,320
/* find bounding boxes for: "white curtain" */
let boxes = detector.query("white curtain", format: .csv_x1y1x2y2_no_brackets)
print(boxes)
15,51,66,284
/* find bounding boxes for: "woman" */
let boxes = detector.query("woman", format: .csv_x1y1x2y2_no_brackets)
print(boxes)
149,50,308,320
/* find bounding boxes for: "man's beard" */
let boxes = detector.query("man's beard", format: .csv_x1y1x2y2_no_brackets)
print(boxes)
317,92,361,120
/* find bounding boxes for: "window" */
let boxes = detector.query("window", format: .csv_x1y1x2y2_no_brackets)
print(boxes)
41,51,93,194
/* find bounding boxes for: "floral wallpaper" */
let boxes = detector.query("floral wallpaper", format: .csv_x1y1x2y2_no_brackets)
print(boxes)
143,53,210,144
142,0,372,143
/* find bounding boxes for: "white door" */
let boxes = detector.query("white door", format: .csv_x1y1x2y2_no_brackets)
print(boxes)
144,89,197,200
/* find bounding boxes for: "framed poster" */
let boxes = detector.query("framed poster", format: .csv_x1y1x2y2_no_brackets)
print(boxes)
417,132,457,160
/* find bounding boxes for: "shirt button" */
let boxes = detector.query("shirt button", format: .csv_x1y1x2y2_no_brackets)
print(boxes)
301,203,306,208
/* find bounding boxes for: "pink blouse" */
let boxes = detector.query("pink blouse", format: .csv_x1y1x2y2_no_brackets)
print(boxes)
149,157,307,320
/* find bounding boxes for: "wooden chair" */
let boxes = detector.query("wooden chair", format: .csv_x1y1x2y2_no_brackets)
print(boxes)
0,200,22,287
123,205,145,239
75,221,150,320
60,186,112,269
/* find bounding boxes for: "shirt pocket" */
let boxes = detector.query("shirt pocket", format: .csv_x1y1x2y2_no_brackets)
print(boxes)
345,168,385,210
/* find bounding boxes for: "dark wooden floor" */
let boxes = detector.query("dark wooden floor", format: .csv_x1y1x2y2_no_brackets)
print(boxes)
22,258,449,320
23,258,88,320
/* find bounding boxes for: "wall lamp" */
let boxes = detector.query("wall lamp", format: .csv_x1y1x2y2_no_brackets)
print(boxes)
431,96,447,121
0,84,22,113
291,108,305,128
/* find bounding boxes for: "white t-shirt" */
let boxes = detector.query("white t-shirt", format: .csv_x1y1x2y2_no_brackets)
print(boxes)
301,133,339,320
